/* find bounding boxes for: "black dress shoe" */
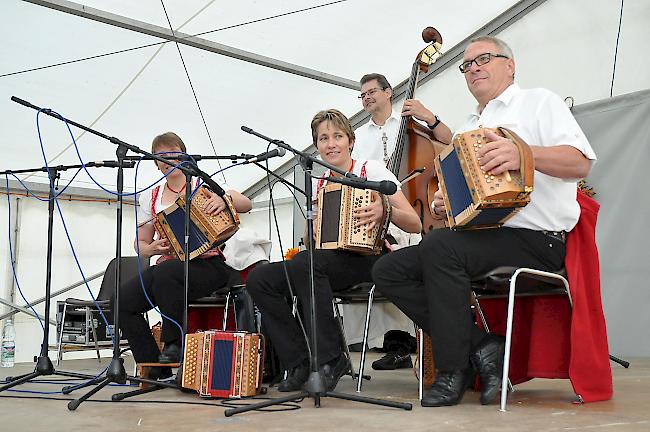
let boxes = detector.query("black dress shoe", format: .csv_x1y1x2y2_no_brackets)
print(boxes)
147,366,173,381
421,368,471,407
372,351,413,370
158,343,181,364
277,361,310,392
322,354,349,392
470,333,506,405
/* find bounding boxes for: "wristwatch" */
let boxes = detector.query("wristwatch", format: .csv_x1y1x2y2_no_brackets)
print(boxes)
428,115,441,130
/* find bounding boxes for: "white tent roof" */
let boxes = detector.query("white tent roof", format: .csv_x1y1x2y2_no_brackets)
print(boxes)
0,0,524,193
1,0,647,196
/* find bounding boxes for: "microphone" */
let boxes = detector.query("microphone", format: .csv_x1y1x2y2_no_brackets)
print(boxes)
324,176,398,195
244,147,286,164
87,160,136,168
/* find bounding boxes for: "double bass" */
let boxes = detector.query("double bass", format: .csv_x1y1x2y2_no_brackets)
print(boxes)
387,27,448,233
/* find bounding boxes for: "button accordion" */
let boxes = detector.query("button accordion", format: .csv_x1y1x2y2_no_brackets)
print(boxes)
181,330,264,398
314,183,392,255
434,127,534,229
153,186,240,260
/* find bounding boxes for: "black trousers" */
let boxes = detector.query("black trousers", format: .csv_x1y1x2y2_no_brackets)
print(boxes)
372,228,565,371
246,249,380,370
118,257,232,363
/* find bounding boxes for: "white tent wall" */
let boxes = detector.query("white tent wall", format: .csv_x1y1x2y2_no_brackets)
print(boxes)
572,90,650,358
0,195,138,362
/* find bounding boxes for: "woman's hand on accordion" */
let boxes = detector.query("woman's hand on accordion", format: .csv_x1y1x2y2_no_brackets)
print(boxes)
353,191,385,232
478,130,520,176
203,192,227,215
140,238,172,258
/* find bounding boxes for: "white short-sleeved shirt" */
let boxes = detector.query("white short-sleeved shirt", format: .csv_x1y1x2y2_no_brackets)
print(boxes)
457,84,597,232
352,110,402,163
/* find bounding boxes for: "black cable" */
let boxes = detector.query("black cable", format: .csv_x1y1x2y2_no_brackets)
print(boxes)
263,155,313,365
0,393,301,410
610,0,624,97
158,0,224,178
0,1,349,79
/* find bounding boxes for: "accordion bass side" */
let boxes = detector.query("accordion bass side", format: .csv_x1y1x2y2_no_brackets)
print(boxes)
153,186,240,260
181,331,264,398
434,127,534,229
314,183,391,255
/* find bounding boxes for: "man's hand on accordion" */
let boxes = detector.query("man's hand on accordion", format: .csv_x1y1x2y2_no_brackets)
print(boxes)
203,192,227,215
432,189,446,220
477,129,520,176
353,191,385,232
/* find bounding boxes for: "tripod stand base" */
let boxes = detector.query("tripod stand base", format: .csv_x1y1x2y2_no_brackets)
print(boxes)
224,389,412,417
0,355,96,392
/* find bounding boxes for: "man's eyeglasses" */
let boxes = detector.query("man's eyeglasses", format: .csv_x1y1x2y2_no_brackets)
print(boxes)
459,53,509,73
358,88,383,99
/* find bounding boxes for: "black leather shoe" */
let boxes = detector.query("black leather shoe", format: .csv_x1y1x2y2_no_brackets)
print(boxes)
421,368,471,407
158,343,181,364
372,351,413,370
322,354,349,392
470,333,506,405
147,366,173,381
277,361,310,392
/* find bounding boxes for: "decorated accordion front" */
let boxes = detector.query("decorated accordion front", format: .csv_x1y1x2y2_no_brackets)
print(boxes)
434,127,534,229
315,183,391,255
181,330,264,398
153,186,240,260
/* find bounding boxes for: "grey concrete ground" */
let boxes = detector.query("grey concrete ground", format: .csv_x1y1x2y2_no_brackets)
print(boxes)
0,353,647,432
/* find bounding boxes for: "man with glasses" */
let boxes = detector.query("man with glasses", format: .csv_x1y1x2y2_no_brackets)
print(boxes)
372,36,597,407
339,74,451,371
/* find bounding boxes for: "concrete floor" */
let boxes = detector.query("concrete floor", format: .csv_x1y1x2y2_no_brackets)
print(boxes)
0,353,648,432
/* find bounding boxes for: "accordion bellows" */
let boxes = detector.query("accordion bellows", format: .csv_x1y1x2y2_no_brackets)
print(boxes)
315,183,391,255
153,186,240,260
434,127,534,229
181,330,264,398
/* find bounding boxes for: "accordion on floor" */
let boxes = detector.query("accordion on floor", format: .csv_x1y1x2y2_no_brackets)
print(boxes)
153,186,240,260
434,127,534,229
314,183,392,255
181,330,264,398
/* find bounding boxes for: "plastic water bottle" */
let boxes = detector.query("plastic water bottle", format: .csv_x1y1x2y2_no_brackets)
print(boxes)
1,320,16,367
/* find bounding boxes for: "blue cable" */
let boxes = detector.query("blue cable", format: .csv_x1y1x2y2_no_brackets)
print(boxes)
4,175,45,331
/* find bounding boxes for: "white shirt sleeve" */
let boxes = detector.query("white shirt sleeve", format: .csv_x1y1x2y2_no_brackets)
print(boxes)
534,90,597,161
136,188,154,226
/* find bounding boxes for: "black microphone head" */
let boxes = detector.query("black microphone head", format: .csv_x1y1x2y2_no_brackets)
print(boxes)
241,126,253,133
380,180,398,195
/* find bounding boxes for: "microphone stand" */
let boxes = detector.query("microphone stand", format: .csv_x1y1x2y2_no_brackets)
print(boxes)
0,163,120,392
8,96,225,409
223,127,412,417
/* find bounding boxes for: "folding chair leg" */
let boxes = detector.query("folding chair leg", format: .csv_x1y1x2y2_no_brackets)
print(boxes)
333,302,356,381
418,327,424,401
222,292,231,331
356,285,375,393
56,303,68,366
89,308,101,362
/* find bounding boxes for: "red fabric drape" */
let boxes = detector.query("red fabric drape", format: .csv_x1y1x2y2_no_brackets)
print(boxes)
478,191,612,402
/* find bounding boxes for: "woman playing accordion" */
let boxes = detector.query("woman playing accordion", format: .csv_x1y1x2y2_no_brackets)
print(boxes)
118,132,253,380
246,109,421,392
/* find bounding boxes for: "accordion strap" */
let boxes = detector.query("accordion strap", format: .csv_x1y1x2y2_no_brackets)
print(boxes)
496,127,534,192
